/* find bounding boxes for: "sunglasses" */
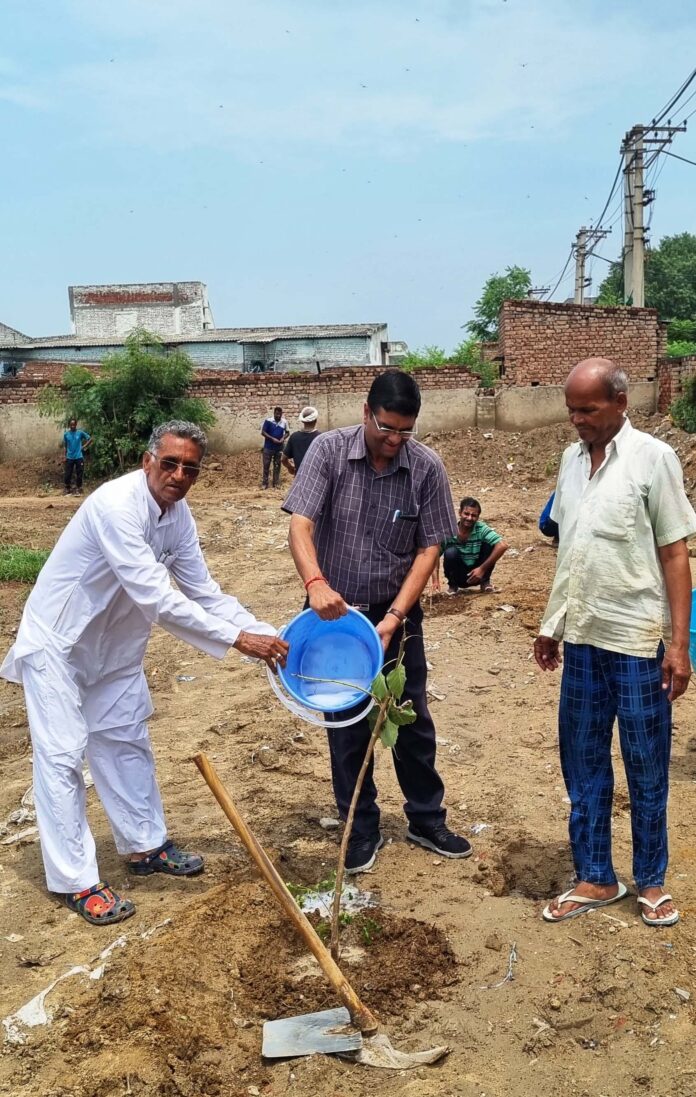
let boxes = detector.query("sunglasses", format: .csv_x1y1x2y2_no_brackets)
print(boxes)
370,412,418,438
150,454,202,479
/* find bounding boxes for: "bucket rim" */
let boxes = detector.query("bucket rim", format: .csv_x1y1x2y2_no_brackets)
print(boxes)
277,607,383,713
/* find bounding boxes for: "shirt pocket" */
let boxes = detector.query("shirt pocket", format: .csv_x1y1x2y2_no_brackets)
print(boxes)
591,496,638,542
378,515,418,556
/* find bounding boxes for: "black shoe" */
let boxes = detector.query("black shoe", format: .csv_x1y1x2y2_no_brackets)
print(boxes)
406,822,472,859
345,833,384,874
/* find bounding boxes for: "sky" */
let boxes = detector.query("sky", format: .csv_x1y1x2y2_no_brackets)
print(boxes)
1,0,695,349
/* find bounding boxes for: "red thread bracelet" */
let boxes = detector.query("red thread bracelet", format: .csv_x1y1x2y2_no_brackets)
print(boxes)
304,575,327,591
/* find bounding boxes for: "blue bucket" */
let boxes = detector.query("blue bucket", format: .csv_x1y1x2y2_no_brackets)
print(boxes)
690,590,696,670
277,608,383,713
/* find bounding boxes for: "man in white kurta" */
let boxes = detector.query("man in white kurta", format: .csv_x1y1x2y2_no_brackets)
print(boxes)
1,420,288,925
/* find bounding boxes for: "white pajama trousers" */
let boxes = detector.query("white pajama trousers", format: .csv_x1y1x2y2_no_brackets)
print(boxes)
21,655,167,894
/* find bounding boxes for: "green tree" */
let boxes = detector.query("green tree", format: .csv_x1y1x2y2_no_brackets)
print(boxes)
466,265,532,341
597,233,696,319
39,329,215,477
399,345,449,371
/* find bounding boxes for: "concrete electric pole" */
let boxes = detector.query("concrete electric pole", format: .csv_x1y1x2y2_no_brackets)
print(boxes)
622,123,686,307
574,226,610,305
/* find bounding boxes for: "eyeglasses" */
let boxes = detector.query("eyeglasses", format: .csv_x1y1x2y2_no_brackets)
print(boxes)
370,412,418,438
150,454,202,479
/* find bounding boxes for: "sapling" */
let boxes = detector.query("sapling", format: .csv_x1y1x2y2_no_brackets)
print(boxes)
329,625,416,960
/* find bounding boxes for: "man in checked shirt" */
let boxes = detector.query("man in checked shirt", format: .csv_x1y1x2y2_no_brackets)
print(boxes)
282,369,472,873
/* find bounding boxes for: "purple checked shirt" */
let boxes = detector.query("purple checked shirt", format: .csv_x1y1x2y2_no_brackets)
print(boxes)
282,424,457,606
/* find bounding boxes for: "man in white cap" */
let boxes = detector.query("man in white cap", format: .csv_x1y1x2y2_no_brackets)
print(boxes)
282,406,321,476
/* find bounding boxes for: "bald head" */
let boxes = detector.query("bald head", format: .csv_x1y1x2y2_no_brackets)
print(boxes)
566,358,629,400
564,357,628,450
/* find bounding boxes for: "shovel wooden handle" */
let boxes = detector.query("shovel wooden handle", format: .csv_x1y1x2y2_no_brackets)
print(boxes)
192,752,379,1035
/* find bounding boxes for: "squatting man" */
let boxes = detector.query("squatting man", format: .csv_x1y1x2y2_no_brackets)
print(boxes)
1,421,289,926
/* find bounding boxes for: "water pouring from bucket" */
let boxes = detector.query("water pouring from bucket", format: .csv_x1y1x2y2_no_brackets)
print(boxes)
267,607,384,727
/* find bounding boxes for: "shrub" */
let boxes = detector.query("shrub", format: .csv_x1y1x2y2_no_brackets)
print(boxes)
39,329,215,478
670,375,696,432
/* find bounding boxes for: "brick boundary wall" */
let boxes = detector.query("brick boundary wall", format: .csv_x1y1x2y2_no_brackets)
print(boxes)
499,299,664,385
0,361,480,411
657,356,696,413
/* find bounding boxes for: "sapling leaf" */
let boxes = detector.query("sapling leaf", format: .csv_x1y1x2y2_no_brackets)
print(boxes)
388,700,417,725
366,705,379,731
386,663,406,701
371,672,388,701
380,718,399,749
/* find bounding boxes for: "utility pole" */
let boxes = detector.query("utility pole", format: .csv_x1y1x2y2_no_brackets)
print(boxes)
574,227,587,304
622,122,687,307
573,226,610,305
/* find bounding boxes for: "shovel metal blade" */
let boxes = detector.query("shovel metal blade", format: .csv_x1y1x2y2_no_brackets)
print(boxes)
262,1007,363,1059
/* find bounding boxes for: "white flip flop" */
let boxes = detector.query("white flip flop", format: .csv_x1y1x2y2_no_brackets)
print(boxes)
542,881,628,923
637,893,679,927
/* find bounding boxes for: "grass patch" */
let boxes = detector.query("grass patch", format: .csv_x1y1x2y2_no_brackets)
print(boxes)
0,546,50,583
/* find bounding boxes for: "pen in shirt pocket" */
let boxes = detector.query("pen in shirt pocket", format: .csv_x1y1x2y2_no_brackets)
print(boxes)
392,508,419,523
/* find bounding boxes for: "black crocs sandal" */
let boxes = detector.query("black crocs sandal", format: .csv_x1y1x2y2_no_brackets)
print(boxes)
61,881,136,926
127,839,204,877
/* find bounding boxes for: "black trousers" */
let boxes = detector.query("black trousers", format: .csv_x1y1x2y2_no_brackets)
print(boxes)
325,601,446,841
64,458,84,490
443,540,495,588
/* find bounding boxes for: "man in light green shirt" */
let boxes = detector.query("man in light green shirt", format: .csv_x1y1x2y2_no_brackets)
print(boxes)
535,358,696,929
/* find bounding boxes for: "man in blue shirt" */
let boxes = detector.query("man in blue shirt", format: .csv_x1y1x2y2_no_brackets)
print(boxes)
260,406,287,489
63,419,92,495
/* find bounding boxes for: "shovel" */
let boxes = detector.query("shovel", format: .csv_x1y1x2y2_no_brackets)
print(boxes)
193,753,449,1068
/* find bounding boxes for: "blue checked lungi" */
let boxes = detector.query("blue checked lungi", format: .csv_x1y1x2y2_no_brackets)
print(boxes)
559,642,672,890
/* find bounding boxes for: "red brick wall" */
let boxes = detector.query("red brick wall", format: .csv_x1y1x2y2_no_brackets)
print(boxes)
657,356,696,413
499,299,661,385
0,363,480,410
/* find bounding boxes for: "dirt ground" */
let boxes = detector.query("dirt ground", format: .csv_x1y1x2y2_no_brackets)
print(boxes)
1,415,695,1097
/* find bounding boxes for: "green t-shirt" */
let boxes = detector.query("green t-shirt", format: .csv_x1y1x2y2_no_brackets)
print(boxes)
440,519,502,568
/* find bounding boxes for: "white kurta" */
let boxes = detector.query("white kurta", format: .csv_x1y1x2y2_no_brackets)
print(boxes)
1,470,275,893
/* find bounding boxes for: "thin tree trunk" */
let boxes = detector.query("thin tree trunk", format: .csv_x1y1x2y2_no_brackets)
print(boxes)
330,702,388,962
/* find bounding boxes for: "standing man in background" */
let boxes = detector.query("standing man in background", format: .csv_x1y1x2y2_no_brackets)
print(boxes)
535,358,696,928
63,418,92,495
282,406,321,476
283,370,472,873
261,406,287,489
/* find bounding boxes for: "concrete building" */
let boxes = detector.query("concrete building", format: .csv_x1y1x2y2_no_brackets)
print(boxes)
69,282,215,339
0,283,389,374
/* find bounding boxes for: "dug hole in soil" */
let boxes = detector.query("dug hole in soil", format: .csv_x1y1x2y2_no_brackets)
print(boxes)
1,413,696,1097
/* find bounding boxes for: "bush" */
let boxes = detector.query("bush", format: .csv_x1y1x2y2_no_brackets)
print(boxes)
670,375,696,432
666,340,696,358
400,345,449,371
0,546,50,583
39,330,215,478
667,319,696,343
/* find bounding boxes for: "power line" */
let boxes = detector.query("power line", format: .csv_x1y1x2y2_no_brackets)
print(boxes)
652,67,696,126
662,148,696,168
545,248,574,300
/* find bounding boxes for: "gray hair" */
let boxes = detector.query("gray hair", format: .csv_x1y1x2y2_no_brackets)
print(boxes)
148,420,208,456
604,366,629,398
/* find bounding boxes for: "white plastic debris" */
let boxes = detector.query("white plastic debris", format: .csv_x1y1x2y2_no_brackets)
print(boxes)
470,822,491,835
427,687,446,702
497,604,515,614
299,884,376,918
674,987,691,1002
0,827,38,846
